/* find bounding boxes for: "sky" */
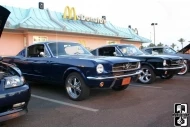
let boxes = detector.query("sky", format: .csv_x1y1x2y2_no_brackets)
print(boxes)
1,0,190,50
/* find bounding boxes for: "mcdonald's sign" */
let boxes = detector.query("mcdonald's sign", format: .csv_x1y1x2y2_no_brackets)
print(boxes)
78,40,86,47
63,6,106,24
63,6,77,20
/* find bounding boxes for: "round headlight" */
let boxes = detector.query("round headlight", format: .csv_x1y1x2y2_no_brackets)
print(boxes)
184,60,187,64
163,60,167,66
96,64,104,74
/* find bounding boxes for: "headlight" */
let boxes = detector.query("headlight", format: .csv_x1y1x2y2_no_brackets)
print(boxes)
163,60,168,66
137,62,141,69
96,64,104,74
4,76,25,89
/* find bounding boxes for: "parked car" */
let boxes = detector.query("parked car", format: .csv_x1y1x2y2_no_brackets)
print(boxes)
2,41,142,101
142,46,190,75
0,5,30,122
91,44,185,84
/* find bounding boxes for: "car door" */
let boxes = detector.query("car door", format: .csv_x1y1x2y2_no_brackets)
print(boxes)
13,48,34,78
25,44,52,81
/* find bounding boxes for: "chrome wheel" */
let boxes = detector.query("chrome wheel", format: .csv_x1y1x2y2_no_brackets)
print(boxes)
66,77,82,99
178,63,188,75
139,68,152,83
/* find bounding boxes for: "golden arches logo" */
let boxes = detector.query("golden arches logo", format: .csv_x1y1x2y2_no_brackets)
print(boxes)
79,40,86,47
63,6,77,20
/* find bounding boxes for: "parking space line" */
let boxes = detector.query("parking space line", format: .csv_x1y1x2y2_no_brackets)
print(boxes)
31,94,99,112
174,76,190,79
130,84,162,89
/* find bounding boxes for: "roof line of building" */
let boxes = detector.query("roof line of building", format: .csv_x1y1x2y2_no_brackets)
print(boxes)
3,5,151,43
46,9,66,30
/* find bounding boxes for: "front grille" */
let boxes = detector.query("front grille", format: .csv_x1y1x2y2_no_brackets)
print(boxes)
170,59,184,66
112,62,139,72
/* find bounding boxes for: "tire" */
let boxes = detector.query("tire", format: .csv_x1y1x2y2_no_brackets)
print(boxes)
65,72,90,101
112,85,129,91
160,74,174,79
138,65,156,84
178,63,189,75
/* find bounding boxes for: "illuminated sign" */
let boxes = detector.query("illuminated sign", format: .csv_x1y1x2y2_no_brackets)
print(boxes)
78,40,86,47
63,6,106,24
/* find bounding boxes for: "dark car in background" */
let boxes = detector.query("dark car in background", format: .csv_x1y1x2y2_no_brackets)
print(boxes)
142,46,190,75
0,5,30,123
91,44,185,84
2,41,141,101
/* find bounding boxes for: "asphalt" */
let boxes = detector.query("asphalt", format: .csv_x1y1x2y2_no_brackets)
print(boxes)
1,73,190,127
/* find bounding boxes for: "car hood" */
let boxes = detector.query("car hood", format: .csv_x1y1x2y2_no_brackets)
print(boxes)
0,6,10,38
137,54,183,60
58,55,139,64
0,61,22,76
174,53,190,60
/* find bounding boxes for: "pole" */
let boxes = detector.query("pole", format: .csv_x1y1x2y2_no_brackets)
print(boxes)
154,24,155,46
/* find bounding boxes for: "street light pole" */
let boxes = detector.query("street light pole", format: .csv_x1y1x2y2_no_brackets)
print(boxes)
151,23,158,46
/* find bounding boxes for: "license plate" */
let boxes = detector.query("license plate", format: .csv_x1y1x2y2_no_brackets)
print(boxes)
122,77,131,85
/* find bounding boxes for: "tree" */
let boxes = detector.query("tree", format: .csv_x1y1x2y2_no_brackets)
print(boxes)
147,43,156,47
139,45,146,49
157,42,164,47
178,38,185,49
171,43,176,49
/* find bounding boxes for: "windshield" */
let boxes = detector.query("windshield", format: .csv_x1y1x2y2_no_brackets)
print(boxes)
164,47,177,54
118,45,144,56
48,42,92,56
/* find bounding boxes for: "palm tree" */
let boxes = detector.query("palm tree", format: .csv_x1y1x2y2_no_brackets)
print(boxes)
157,42,164,46
148,43,156,47
178,38,185,49
171,43,176,49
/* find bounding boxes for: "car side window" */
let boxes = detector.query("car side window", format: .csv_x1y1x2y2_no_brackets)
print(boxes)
91,50,97,55
27,44,50,58
98,47,122,56
17,49,26,57
145,49,152,54
152,48,163,54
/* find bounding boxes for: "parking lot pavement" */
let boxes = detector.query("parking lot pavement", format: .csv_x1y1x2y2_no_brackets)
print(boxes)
2,74,190,127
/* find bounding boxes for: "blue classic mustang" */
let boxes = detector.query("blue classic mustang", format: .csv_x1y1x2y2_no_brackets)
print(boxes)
3,41,141,100
0,5,30,122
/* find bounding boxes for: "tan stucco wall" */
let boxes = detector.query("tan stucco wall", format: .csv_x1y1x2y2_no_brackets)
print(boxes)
27,32,121,49
120,40,142,49
0,32,25,56
0,31,143,56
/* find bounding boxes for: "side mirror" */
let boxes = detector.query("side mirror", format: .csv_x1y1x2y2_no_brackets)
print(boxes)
113,52,117,56
39,52,45,57
0,56,2,61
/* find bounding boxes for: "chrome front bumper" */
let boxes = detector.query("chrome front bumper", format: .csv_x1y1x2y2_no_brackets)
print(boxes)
156,65,185,70
87,70,142,80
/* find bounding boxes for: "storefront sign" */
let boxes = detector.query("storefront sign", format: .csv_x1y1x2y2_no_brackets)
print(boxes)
63,6,106,24
33,36,48,43
107,41,117,44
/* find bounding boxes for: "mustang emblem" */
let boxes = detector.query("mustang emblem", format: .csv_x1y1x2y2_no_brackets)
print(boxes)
125,63,131,69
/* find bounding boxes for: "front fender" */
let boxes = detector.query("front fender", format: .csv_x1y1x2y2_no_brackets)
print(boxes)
62,67,87,83
141,62,155,70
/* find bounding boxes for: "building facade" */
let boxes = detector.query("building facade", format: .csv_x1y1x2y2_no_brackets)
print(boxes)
0,5,151,56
